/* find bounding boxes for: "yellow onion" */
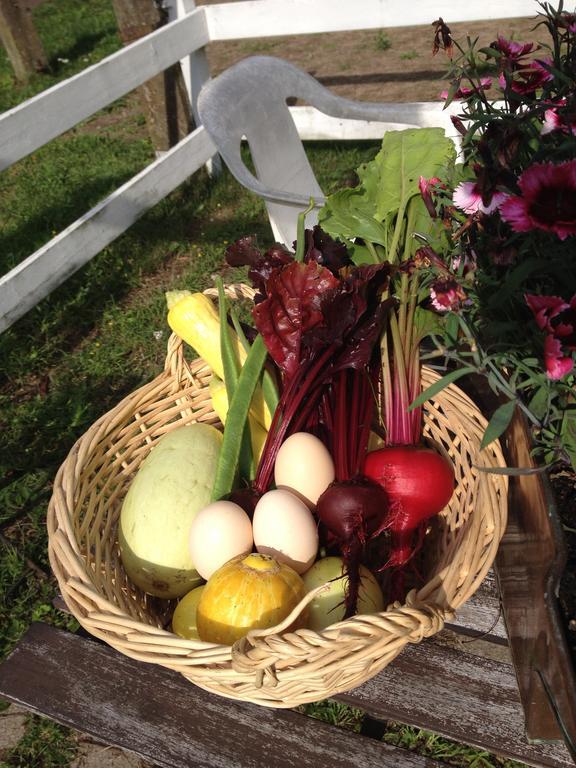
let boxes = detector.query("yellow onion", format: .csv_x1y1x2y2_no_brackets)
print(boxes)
196,553,307,645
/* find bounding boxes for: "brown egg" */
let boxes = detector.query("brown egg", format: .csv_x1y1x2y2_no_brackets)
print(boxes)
274,432,335,508
252,489,319,574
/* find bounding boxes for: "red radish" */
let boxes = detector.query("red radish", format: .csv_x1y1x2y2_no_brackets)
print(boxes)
363,445,454,569
316,478,389,618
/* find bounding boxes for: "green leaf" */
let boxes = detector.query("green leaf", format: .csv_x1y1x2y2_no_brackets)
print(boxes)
412,306,445,343
408,366,476,410
367,128,456,221
444,313,461,344
486,257,551,308
319,127,457,258
318,188,390,246
561,410,576,471
527,385,549,420
480,399,517,450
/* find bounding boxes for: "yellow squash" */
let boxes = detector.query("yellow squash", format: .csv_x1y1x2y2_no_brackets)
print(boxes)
196,553,307,645
166,291,271,429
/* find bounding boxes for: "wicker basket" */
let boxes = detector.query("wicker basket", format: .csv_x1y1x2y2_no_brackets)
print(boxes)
48,286,508,708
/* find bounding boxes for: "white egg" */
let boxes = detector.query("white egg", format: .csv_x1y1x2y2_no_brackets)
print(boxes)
253,489,318,574
188,500,253,580
274,432,335,508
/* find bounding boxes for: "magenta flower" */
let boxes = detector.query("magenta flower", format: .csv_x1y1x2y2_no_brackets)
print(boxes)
439,78,492,100
544,335,574,380
525,293,569,331
526,293,576,379
491,36,534,63
430,278,467,312
500,160,576,240
452,181,508,215
541,100,576,136
499,59,554,95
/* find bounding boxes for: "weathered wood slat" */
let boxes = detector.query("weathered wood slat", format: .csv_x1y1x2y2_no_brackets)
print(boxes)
338,638,574,768
0,7,209,171
496,411,576,746
0,623,446,768
0,126,216,333
203,0,537,41
445,570,508,642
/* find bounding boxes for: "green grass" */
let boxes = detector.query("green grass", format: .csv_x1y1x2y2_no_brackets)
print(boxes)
0,0,120,112
375,30,392,51
0,3,530,767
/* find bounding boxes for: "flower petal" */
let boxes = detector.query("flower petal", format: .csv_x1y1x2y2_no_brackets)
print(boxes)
544,335,574,380
500,195,534,231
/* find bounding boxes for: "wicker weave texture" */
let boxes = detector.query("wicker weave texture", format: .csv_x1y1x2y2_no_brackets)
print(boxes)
48,289,508,708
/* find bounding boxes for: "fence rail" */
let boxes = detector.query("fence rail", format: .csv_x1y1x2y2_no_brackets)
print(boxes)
0,0,538,333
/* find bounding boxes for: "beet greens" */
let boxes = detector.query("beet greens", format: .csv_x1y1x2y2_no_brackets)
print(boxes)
226,228,394,615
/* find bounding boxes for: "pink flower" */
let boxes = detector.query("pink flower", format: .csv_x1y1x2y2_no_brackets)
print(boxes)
451,251,476,279
541,100,576,136
439,78,492,100
553,295,576,349
452,181,508,215
544,335,574,380
499,59,554,95
491,36,535,62
526,294,576,379
525,293,569,331
500,160,576,240
430,278,467,312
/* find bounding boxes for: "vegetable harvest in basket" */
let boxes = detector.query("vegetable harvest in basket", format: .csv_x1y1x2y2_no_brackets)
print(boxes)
118,127,461,644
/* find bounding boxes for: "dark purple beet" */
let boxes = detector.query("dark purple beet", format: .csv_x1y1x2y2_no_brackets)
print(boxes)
226,486,262,521
316,477,389,617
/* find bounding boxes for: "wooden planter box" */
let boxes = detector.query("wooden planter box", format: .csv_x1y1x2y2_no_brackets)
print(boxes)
470,383,576,751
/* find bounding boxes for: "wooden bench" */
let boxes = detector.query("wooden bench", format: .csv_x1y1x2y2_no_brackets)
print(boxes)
0,572,574,768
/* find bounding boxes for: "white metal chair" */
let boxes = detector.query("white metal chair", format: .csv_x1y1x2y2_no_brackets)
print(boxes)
197,55,461,246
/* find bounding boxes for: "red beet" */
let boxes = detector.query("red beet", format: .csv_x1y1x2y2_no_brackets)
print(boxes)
363,445,455,568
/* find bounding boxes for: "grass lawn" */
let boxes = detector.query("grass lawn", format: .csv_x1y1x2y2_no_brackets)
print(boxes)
0,2,527,766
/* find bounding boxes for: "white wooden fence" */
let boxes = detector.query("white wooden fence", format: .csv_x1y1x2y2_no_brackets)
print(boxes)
0,0,538,333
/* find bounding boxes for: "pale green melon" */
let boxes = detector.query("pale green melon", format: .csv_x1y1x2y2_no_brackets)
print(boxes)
118,423,222,598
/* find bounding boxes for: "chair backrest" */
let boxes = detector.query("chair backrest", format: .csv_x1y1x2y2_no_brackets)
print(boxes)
198,56,460,246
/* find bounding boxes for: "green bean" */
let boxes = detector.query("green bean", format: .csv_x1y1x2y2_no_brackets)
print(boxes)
215,277,254,482
230,306,280,420
211,334,269,502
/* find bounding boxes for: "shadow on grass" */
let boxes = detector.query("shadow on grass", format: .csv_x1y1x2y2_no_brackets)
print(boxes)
45,30,119,75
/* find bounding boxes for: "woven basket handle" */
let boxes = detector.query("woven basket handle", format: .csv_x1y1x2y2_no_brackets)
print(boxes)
229,584,330,684
229,587,451,688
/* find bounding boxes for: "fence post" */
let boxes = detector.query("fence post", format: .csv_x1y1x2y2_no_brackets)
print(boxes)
110,0,193,153
0,0,48,83
166,0,221,175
